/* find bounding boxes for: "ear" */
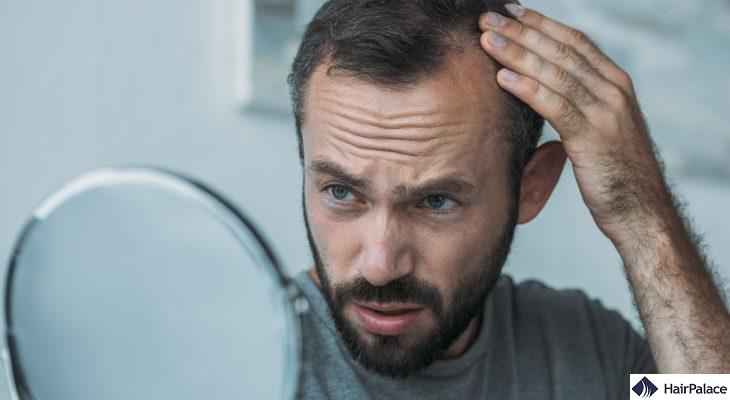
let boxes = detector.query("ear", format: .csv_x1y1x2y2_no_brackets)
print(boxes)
517,141,567,224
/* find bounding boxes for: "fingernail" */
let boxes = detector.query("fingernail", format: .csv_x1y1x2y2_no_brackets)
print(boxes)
488,31,507,48
501,69,520,82
484,12,506,27
505,4,525,18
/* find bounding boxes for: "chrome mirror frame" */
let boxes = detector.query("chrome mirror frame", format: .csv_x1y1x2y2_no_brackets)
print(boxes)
1,166,305,400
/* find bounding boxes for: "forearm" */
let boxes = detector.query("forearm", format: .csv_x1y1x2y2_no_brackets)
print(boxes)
474,3,730,371
614,205,730,373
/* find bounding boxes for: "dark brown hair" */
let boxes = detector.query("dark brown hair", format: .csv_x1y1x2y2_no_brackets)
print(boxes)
287,0,545,186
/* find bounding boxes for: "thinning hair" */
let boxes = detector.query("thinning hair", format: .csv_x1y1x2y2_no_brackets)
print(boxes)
287,0,545,187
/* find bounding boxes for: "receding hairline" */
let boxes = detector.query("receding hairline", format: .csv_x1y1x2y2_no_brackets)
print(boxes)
305,24,494,91
298,36,508,133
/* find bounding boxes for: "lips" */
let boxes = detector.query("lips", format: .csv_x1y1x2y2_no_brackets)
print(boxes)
352,302,425,336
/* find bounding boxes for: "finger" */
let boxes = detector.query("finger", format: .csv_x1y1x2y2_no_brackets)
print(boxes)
495,67,591,139
480,30,601,116
504,4,635,95
479,11,619,104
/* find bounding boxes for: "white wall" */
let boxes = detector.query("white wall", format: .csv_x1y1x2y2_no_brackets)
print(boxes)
1,0,729,397
1,1,309,396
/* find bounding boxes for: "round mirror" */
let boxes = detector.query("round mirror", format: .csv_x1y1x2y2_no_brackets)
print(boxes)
2,167,303,400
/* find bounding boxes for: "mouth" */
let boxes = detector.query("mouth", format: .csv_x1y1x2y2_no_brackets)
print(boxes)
352,301,425,336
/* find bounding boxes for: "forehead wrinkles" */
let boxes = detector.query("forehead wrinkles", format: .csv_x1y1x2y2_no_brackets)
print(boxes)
310,82,485,161
302,45,510,165
316,75,473,125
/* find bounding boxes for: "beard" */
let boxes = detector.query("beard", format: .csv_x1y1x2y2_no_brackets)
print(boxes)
301,189,519,378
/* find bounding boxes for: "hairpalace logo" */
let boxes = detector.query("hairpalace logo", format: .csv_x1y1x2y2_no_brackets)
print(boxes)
633,377,659,398
630,374,730,399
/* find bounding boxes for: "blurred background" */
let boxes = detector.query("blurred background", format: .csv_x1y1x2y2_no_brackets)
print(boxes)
1,0,729,396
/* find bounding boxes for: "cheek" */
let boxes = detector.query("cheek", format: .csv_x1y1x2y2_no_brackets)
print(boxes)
411,202,510,286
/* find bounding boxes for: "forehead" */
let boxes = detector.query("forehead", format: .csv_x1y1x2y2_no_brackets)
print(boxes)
301,45,511,190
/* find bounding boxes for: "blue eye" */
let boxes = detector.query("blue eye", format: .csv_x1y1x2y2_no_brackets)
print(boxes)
423,195,456,210
328,185,354,201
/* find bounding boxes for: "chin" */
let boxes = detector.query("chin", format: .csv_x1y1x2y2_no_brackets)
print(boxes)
339,307,445,378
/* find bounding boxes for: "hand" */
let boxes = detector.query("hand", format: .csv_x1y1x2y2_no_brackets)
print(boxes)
479,4,674,242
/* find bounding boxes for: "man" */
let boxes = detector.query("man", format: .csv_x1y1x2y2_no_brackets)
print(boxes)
285,0,730,398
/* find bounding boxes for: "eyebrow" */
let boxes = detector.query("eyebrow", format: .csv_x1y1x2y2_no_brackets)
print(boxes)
393,176,477,199
309,159,371,191
308,159,477,200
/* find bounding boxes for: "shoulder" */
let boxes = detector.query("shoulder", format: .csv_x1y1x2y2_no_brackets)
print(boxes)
490,274,657,376
494,274,643,354
493,274,628,328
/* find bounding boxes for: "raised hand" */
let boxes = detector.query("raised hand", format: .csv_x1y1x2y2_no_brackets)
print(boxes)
477,4,730,373
479,4,671,243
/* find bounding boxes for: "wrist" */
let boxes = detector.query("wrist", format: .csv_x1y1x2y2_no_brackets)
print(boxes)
608,209,689,265
602,205,683,254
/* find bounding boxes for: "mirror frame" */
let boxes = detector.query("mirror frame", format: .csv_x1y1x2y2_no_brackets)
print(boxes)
1,166,304,400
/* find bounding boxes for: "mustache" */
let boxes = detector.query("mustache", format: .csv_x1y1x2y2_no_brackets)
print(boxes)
331,275,444,315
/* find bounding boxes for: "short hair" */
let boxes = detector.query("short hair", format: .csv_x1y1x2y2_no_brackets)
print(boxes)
287,0,545,188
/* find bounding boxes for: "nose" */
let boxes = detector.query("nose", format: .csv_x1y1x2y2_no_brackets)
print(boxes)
357,208,415,287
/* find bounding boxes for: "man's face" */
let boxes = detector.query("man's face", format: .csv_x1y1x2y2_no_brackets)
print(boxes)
300,46,518,377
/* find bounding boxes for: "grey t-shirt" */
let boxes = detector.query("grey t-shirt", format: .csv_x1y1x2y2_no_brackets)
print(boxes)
292,270,657,399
